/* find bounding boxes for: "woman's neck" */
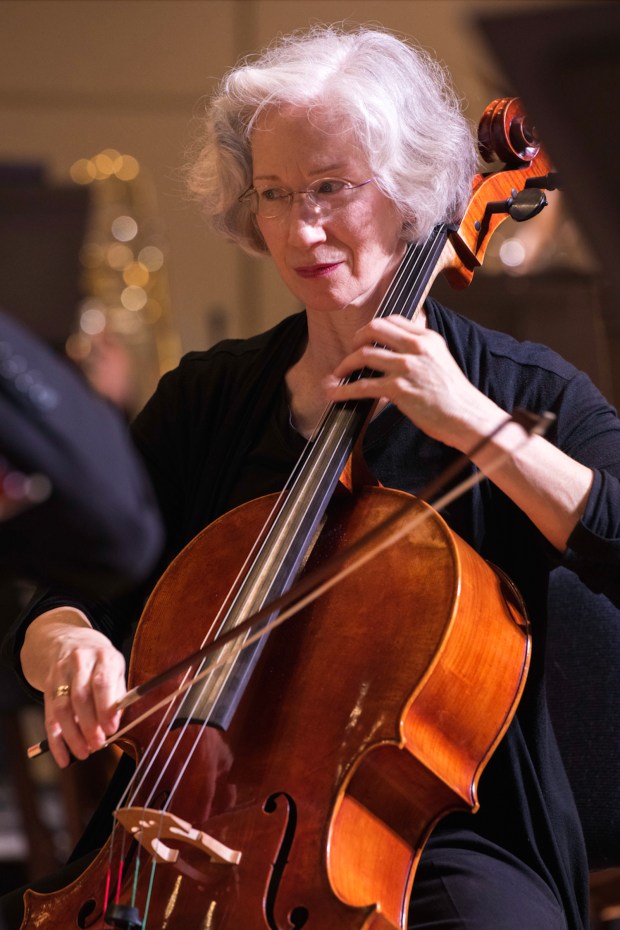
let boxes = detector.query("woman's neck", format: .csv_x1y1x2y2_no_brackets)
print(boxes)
285,307,391,439
301,306,372,374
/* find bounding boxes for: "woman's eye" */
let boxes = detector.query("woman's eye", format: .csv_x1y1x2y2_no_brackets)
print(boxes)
316,179,345,195
260,188,287,202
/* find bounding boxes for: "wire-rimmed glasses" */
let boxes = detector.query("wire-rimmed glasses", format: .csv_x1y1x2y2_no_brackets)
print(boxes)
239,177,375,220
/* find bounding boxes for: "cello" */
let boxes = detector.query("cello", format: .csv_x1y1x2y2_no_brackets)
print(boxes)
22,98,554,930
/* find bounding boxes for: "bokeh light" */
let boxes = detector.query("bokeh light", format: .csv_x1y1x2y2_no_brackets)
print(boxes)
111,215,138,242
121,285,148,312
499,238,526,269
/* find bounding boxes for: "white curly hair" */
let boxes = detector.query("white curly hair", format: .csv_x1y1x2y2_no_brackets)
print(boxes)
186,24,478,255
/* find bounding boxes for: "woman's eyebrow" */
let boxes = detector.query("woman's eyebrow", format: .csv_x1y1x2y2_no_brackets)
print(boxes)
253,163,350,184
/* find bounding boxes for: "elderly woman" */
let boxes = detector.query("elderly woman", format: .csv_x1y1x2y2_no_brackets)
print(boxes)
8,24,620,930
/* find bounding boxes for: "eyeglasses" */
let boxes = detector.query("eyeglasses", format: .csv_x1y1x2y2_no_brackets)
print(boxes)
239,177,375,220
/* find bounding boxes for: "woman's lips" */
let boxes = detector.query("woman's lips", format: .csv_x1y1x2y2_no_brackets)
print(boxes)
294,262,342,279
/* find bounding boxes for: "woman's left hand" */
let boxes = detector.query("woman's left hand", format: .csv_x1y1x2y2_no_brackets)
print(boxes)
327,313,593,553
327,315,500,453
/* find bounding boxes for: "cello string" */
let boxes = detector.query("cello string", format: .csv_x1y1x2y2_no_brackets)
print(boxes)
131,854,142,909
140,861,157,928
102,863,113,916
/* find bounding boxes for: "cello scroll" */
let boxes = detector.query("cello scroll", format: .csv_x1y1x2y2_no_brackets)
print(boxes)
444,96,556,289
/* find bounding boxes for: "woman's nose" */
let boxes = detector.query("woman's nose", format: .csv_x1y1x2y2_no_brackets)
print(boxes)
286,200,327,245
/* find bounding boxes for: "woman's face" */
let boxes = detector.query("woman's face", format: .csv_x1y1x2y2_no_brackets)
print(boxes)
250,107,406,317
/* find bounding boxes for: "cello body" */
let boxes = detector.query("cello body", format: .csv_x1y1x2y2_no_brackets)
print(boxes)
20,486,530,930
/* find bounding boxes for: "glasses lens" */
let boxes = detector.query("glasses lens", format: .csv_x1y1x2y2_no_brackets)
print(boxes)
249,189,289,219
261,193,288,219
242,178,371,219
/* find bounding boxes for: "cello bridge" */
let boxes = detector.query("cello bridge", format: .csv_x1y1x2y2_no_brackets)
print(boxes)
114,806,242,866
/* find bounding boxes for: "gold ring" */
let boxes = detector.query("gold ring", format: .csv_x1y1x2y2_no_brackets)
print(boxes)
53,684,71,699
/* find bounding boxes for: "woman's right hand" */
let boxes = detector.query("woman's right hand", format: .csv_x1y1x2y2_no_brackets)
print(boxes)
21,607,127,768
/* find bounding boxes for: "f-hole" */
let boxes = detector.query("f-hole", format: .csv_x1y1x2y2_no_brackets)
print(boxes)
77,897,103,929
263,792,309,929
